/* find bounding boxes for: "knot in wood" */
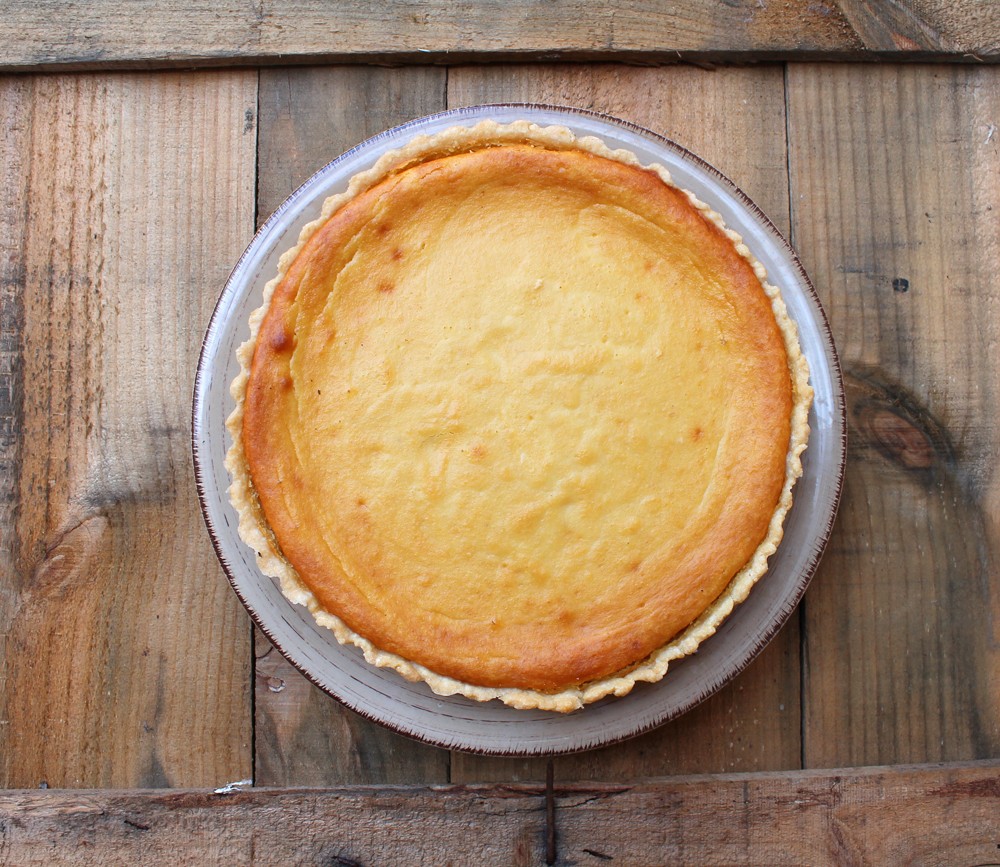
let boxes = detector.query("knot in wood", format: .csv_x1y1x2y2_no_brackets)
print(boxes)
861,406,936,470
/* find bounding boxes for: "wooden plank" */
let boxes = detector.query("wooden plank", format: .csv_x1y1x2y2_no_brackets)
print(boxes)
786,64,1000,767
254,66,451,786
447,63,800,782
0,761,996,865
1,1,999,72
0,72,257,788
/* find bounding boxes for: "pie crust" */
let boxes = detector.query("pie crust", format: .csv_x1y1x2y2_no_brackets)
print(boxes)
227,120,812,713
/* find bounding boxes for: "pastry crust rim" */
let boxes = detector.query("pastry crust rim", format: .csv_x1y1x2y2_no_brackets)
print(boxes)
225,119,813,713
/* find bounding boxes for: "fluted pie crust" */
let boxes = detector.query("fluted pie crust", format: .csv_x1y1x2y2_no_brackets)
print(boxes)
227,121,812,713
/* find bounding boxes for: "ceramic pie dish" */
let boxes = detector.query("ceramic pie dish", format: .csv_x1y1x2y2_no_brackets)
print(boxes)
193,104,845,754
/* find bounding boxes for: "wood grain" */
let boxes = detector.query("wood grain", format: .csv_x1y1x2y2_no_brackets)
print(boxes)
447,63,800,782
0,761,996,865
0,72,256,788
1,1,998,71
254,66,450,786
836,0,998,56
786,64,1000,767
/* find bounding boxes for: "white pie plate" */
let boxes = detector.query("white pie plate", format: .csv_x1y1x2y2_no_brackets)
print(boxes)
193,104,846,756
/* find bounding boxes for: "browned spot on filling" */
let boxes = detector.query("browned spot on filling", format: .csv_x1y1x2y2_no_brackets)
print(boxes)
377,282,395,293
692,426,704,441
269,328,291,352
376,223,392,236
470,443,487,461
391,248,404,261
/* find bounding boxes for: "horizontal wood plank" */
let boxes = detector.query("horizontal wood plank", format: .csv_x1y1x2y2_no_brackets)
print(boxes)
0,762,997,865
1,1,998,72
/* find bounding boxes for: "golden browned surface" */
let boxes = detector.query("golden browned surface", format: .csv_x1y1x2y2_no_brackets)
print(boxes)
243,142,792,693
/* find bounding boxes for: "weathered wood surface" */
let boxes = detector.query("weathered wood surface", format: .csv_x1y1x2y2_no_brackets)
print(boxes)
2,56,999,799
0,72,256,788
1,0,999,72
786,64,1000,768
447,63,801,783
0,761,997,865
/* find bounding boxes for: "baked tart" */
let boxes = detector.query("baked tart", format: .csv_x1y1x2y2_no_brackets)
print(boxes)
227,120,811,713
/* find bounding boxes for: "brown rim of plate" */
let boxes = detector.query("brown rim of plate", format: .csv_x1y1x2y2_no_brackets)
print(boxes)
192,103,847,756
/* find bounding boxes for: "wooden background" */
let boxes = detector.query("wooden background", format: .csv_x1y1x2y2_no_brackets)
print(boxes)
1,3,999,863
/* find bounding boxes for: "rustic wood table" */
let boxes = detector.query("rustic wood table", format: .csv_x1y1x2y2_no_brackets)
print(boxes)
1,3,999,864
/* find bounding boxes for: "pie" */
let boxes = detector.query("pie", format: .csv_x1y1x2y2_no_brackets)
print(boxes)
226,120,812,712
